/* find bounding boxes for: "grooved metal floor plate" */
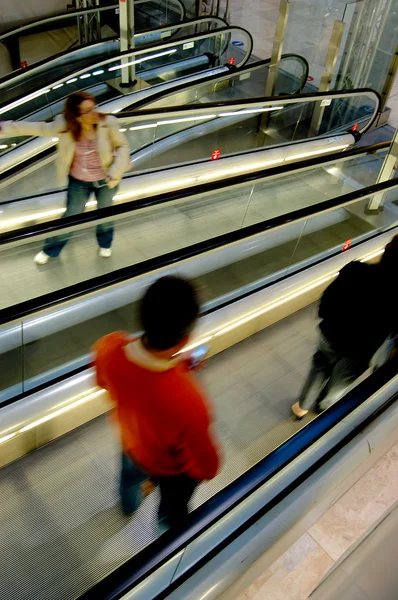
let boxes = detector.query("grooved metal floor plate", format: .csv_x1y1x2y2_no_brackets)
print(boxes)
0,303,319,600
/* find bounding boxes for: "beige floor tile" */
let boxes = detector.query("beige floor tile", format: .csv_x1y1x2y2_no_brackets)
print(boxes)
253,544,334,600
337,441,398,524
308,503,369,561
236,570,273,600
268,533,319,580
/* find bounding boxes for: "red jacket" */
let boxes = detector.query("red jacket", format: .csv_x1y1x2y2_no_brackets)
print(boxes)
94,332,220,481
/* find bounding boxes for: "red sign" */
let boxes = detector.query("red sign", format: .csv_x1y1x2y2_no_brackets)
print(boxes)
342,239,352,252
227,57,235,65
20,61,28,69
211,149,221,160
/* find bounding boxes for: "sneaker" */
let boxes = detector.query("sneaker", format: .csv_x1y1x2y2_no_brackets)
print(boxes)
34,251,50,265
99,247,112,258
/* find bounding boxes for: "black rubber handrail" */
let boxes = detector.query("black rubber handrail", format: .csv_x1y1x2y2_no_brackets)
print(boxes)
118,52,310,113
0,144,395,326
77,355,398,600
118,86,381,121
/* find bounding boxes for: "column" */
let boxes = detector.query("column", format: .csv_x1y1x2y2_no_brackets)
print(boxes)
119,0,136,87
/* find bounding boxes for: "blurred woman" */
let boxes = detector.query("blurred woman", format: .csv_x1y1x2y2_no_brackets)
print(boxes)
0,91,130,264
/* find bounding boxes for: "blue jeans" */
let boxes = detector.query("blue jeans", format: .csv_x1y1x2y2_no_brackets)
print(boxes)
120,453,198,528
299,332,367,411
42,175,117,257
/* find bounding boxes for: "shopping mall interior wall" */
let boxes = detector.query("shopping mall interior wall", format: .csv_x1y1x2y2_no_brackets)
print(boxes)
0,0,68,32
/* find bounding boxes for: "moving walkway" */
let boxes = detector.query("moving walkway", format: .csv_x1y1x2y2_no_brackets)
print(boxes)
0,168,397,600
0,89,382,228
0,17,250,119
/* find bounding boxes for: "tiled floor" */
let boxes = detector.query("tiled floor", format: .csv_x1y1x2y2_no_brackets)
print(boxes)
0,159,382,312
0,303,320,600
310,500,398,600
236,441,398,600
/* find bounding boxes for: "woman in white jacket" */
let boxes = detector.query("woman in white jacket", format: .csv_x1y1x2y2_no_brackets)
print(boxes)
0,91,130,264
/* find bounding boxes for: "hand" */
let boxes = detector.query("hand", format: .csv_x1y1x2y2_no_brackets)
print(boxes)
105,175,118,188
183,356,207,372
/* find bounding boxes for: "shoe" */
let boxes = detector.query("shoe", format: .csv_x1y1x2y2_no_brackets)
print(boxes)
34,251,50,265
141,479,157,498
99,247,112,258
291,401,309,420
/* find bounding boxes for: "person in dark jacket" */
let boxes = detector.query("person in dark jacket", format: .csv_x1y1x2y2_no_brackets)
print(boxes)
292,234,398,419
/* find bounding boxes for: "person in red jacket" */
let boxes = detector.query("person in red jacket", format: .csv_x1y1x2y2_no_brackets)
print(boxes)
94,276,220,530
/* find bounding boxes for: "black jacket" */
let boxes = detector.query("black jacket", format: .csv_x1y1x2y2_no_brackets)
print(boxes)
319,261,395,361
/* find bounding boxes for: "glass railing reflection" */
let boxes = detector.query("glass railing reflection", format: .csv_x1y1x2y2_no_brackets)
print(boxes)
0,172,397,404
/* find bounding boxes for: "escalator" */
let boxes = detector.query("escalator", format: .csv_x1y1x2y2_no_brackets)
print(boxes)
0,0,186,74
0,167,397,599
0,17,242,116
0,51,310,189
0,89,381,228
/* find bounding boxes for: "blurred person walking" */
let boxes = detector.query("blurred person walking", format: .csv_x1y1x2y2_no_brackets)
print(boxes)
292,234,398,419
94,276,220,530
0,91,130,264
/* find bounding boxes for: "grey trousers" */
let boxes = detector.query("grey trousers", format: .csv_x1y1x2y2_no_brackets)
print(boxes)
299,332,367,411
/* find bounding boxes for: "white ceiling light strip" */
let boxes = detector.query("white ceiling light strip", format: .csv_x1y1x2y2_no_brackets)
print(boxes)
124,107,282,131
286,145,349,161
0,88,51,115
114,177,197,201
108,48,177,72
0,49,177,116
219,106,284,116
154,114,217,126
196,158,284,182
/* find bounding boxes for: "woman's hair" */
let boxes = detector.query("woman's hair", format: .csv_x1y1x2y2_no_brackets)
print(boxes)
64,91,102,140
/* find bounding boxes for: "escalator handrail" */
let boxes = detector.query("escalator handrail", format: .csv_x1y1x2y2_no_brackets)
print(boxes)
116,86,381,134
0,137,389,213
0,140,394,326
0,53,304,164
120,52,310,113
135,0,186,22
0,16,231,90
76,355,398,600
0,53,307,170
110,89,381,163
0,82,378,185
